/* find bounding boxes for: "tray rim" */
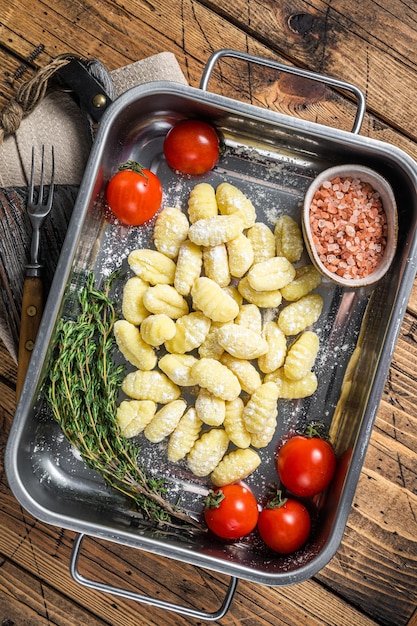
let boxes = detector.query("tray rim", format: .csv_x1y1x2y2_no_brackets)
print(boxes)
6,79,417,587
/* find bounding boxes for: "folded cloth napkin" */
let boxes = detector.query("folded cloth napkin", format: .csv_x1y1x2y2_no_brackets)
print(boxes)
0,52,188,361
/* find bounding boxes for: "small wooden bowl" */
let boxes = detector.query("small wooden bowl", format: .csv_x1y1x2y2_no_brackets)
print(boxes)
302,165,398,288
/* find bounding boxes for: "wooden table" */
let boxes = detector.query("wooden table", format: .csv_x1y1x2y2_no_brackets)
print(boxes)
1,1,417,624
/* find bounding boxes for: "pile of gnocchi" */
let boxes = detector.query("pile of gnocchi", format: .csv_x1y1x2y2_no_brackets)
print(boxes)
114,181,323,487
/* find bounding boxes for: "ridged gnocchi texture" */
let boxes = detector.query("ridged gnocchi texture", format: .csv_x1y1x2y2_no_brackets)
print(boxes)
191,277,239,323
278,294,323,336
140,314,176,347
128,249,176,285
215,182,256,228
122,276,149,325
143,284,189,319
116,400,156,438
187,182,218,223
144,399,187,443
114,180,325,487
188,214,244,247
274,214,304,263
122,370,180,403
154,207,189,259
187,428,229,477
192,357,241,401
284,331,320,381
210,448,261,487
114,320,156,370
242,382,280,434
168,408,202,462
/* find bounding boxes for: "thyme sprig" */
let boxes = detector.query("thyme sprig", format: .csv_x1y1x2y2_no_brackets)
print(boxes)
46,272,201,529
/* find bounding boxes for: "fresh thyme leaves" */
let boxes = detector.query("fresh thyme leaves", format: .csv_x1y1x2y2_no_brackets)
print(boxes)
46,272,201,529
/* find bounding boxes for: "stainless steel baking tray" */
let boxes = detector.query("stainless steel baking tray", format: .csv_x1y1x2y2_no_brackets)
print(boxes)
6,50,417,620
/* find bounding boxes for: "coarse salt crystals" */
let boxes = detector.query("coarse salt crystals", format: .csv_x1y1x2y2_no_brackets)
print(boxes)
309,176,388,280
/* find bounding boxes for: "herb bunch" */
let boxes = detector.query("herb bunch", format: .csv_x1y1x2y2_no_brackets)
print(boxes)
46,272,200,529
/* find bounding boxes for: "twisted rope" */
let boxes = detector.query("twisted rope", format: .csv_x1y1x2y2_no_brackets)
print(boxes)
0,55,75,145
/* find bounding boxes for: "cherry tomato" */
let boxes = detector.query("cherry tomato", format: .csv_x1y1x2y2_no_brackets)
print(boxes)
258,493,311,554
277,433,336,498
204,484,259,540
106,160,162,226
163,120,220,175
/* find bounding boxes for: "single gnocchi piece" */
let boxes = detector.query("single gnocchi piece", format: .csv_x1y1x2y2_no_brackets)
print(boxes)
203,244,230,287
216,324,268,359
116,400,156,438
250,417,277,448
142,284,189,319
246,222,276,263
122,370,180,403
187,428,229,477
174,240,203,296
237,276,282,308
165,311,211,354
195,387,226,426
187,182,218,223
191,357,241,401
211,448,261,487
122,276,149,325
277,293,323,335
144,399,187,443
284,331,320,380
220,353,262,395
140,314,176,346
226,233,254,278
191,277,239,323
215,182,256,228
258,321,287,374
128,249,176,285
223,397,251,448
242,381,279,434
114,319,157,370
167,408,203,462
247,256,296,291
235,303,262,335
158,353,198,386
153,206,189,259
280,265,322,302
188,214,244,247
265,368,318,398
274,214,304,263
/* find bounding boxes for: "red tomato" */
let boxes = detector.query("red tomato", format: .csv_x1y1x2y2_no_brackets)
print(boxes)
106,161,162,226
258,494,311,554
163,120,220,175
277,434,336,498
204,484,259,540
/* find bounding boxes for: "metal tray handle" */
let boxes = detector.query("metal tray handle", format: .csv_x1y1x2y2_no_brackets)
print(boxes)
200,48,366,134
70,533,238,621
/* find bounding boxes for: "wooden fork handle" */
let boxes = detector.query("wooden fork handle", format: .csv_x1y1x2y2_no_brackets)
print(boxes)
16,276,44,400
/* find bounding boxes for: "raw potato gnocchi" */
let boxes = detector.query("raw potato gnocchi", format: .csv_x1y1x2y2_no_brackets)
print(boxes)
153,206,189,259
168,408,202,462
114,179,325,489
116,400,156,438
114,320,157,371
187,428,229,477
211,448,261,487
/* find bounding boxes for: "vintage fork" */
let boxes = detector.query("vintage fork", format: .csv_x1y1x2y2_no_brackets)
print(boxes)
16,145,55,400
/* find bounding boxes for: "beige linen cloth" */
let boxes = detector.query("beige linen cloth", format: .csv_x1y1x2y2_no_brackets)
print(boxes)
0,52,188,361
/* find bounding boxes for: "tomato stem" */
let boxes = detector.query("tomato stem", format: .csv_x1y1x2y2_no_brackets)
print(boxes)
118,160,149,180
304,421,328,439
204,488,225,510
266,489,288,510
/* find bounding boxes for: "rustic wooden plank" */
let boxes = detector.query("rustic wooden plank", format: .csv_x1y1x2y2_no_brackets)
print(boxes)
2,0,417,164
202,0,417,142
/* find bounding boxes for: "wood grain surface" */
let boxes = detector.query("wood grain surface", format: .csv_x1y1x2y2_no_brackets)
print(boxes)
1,1,417,625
